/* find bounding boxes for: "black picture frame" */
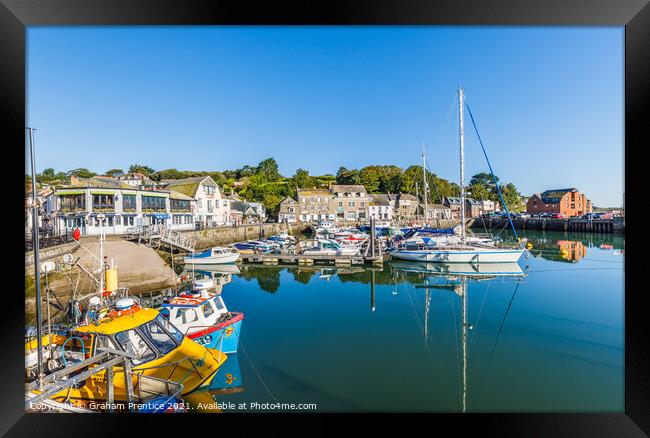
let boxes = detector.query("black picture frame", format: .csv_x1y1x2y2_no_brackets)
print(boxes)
2,0,647,435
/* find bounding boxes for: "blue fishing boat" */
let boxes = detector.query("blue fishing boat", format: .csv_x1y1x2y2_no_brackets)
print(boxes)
161,289,243,353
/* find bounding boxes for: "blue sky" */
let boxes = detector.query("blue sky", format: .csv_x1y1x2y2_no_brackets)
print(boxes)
27,26,624,206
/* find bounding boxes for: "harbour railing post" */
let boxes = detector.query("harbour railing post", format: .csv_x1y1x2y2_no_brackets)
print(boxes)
106,366,115,412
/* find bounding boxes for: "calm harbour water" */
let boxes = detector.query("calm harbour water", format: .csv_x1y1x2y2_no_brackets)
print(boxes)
189,230,624,412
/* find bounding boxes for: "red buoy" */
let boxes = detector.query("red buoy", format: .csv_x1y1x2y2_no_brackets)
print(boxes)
72,228,81,241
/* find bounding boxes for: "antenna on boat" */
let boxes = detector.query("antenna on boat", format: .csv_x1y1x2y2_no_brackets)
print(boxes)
27,126,45,389
458,86,466,241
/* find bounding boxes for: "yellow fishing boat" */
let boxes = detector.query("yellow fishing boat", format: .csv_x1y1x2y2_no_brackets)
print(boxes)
27,298,227,409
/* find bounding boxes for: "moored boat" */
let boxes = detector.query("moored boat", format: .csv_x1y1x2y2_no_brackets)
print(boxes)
184,247,240,265
161,289,243,354
26,298,228,407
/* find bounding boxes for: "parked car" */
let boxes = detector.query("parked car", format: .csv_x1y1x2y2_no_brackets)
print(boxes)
518,213,531,218
550,213,564,219
582,212,604,220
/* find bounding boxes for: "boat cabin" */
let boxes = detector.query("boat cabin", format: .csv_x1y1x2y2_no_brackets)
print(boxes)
161,291,230,336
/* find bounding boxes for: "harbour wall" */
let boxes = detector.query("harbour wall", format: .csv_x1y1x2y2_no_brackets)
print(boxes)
180,222,309,250
470,217,624,234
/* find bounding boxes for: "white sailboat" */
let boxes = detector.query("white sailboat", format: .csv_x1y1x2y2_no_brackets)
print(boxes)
390,87,525,264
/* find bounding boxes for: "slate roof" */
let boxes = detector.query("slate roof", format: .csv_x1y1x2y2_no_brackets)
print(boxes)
297,188,332,197
169,190,194,201
160,176,217,198
330,185,368,195
540,188,578,203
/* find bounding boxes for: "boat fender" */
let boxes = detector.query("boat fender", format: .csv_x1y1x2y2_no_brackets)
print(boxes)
108,304,142,318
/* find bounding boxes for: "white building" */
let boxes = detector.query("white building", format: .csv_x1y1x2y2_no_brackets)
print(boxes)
479,199,500,214
160,176,230,227
51,185,174,236
368,197,393,222
118,172,156,189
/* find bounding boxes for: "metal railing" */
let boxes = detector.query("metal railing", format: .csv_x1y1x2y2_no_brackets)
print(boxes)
25,230,75,251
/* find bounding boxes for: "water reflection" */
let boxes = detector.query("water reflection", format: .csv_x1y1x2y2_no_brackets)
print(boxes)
171,230,623,412
389,261,527,412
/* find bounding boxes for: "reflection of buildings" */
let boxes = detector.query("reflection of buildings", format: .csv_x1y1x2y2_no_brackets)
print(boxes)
556,240,586,262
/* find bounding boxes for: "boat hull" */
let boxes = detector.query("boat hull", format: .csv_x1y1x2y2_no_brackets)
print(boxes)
188,313,243,354
389,248,524,263
183,252,240,265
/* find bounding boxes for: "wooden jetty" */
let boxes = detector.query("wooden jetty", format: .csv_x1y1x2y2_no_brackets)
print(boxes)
240,253,370,266
471,217,624,234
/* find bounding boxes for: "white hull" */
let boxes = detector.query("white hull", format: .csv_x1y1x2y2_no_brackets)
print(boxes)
183,253,240,265
389,248,523,263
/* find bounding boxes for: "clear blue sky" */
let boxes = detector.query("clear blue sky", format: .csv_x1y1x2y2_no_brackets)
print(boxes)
27,26,624,206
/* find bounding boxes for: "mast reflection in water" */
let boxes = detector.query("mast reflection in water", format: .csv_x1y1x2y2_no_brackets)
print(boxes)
185,230,623,412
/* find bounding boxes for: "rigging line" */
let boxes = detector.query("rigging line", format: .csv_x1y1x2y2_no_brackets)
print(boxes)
469,281,491,347
431,94,457,159
239,339,278,403
464,99,518,240
480,280,521,390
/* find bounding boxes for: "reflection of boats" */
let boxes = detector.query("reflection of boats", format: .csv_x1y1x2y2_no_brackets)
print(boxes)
390,261,525,277
184,247,240,265
162,290,243,354
201,353,244,395
190,263,241,276
389,87,525,263
26,299,227,407
401,266,525,412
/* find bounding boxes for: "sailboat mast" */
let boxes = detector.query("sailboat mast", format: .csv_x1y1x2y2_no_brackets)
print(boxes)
422,149,428,226
458,87,466,240
28,127,44,388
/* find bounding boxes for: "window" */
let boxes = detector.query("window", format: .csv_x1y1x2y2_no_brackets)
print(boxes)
288,207,294,213
360,202,365,208
207,200,213,211
95,335,117,354
142,195,166,211
171,199,190,211
115,329,156,365
140,318,178,355
214,297,225,311
92,194,114,210
202,302,215,318
338,201,343,207
348,201,355,208
204,186,216,196
122,194,136,211
175,308,199,325
59,194,85,211
347,212,356,219
154,315,184,343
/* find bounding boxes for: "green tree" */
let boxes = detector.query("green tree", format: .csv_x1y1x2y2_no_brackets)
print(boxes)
128,164,155,176
378,165,403,193
256,158,281,182
359,166,381,192
499,183,524,212
336,167,361,185
105,168,124,178
291,168,313,188
67,168,97,178
469,172,499,201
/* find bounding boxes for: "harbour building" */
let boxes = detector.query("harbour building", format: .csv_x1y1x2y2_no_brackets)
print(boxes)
526,188,593,217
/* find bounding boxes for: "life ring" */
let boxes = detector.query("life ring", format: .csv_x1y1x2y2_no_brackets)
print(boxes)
108,304,141,318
